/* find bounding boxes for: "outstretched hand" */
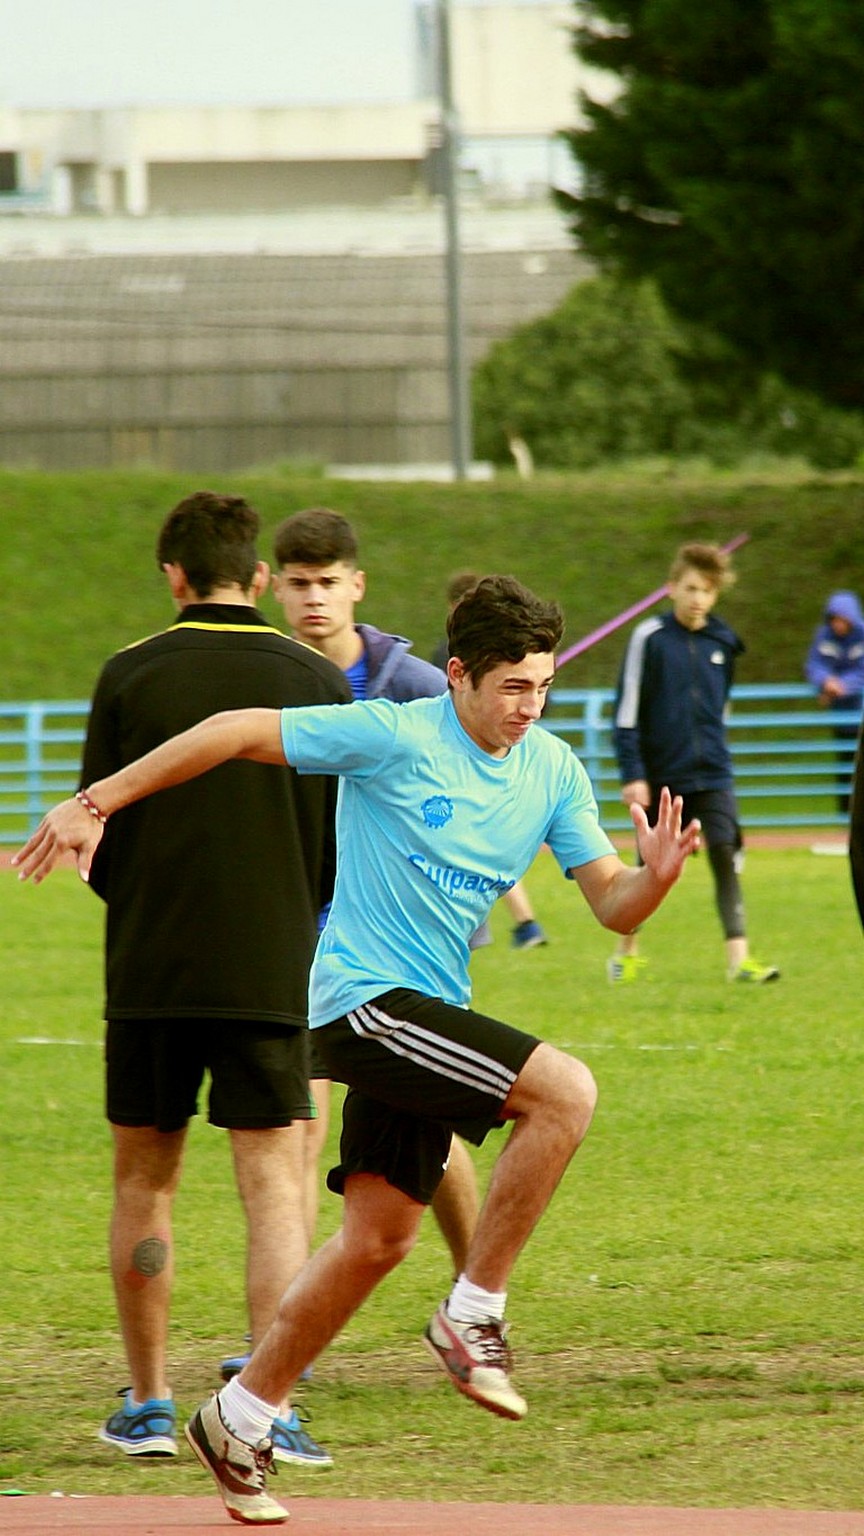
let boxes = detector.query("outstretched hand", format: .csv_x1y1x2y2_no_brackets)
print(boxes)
630,785,700,886
11,798,104,886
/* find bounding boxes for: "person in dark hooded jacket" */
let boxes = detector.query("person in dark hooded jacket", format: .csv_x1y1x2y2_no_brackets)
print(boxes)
805,590,864,815
609,541,779,986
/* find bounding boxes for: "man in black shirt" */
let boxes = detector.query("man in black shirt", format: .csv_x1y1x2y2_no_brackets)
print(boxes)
80,491,350,1464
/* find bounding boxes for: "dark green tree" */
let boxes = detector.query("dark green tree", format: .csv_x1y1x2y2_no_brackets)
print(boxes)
473,277,690,467
472,276,864,471
558,0,864,409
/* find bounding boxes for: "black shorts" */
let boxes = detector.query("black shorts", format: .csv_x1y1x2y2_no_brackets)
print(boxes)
105,1018,314,1134
651,792,741,854
648,787,742,852
312,988,541,1206
308,1029,329,1081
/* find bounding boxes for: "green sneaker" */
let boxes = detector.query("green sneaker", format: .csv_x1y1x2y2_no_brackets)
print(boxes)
606,954,647,984
729,957,780,983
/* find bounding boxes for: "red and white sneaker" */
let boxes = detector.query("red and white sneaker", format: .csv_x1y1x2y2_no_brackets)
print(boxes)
423,1303,527,1420
185,1394,289,1525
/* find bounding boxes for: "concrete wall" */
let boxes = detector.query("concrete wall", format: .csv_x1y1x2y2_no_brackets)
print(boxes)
147,160,423,215
0,245,588,470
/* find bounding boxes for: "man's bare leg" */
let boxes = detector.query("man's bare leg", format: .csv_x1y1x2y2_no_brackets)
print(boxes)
232,1120,336,1464
108,1124,186,1405
301,1077,331,1246
230,1123,308,1351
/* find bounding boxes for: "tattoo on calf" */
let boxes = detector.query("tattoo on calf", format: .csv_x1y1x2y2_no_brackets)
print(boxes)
132,1237,168,1278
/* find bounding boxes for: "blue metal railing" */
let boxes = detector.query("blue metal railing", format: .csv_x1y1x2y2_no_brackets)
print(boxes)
1,701,90,845
1,686,859,844
543,683,860,831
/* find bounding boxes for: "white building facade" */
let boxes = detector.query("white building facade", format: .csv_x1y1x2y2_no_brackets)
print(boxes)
0,4,614,215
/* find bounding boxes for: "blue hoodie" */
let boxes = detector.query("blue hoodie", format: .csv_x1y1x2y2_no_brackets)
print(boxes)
355,622,447,702
805,591,864,706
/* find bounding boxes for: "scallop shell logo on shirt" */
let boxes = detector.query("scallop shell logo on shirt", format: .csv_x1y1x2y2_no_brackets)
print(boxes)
422,795,454,828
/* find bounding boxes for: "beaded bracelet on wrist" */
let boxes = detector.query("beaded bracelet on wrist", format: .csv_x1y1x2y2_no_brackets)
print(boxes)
75,788,108,825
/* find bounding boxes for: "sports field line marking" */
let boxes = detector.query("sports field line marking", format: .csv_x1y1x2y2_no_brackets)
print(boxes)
563,1041,734,1053
15,1036,99,1046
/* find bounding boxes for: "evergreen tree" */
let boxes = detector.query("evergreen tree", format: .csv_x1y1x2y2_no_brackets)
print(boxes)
558,0,864,408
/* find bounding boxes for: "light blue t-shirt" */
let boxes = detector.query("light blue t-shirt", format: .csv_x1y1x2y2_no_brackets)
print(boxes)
280,692,614,1028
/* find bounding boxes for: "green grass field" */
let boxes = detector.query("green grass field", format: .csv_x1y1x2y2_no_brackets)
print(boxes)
2,843,863,1508
2,462,864,699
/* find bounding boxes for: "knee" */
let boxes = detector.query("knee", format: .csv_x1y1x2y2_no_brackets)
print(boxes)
357,1224,418,1274
516,1045,597,1146
114,1162,181,1203
559,1055,598,1144
342,1178,423,1275
344,1220,418,1280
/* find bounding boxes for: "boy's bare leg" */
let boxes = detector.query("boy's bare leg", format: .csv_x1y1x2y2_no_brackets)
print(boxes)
423,1041,596,1420
463,1042,597,1292
503,881,534,925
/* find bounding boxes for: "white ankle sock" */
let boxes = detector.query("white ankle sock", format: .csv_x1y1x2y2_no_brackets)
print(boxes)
447,1274,506,1324
219,1378,279,1443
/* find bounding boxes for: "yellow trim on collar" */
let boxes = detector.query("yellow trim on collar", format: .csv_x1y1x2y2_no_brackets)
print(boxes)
172,620,287,636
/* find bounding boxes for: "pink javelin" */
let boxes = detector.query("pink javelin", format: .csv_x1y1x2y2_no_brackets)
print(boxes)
555,532,750,669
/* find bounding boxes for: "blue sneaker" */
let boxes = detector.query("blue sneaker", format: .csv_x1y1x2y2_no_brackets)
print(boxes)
270,1407,333,1468
220,1348,313,1385
219,1349,252,1382
98,1388,177,1456
511,919,547,950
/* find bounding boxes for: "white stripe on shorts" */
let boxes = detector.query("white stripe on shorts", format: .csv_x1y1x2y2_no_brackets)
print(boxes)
347,1001,517,1102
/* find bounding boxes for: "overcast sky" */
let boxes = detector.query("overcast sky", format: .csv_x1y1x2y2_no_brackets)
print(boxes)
0,0,420,108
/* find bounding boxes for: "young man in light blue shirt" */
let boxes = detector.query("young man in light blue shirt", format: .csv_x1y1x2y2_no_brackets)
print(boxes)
16,575,701,1528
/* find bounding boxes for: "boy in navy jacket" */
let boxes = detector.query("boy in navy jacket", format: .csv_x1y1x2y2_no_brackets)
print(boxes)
610,541,779,985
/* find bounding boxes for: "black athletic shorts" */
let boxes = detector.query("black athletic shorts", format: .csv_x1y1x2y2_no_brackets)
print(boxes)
105,1018,314,1134
649,787,742,852
308,1029,329,1081
312,987,541,1206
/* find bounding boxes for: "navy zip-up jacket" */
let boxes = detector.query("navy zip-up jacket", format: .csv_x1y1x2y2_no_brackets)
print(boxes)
613,609,744,793
356,621,447,702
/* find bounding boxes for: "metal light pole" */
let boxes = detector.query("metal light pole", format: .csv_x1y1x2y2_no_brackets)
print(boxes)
435,0,473,480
